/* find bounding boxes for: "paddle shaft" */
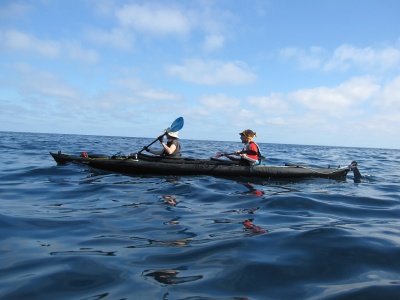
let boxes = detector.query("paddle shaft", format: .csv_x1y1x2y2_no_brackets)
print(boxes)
215,152,237,158
223,152,237,156
137,134,165,155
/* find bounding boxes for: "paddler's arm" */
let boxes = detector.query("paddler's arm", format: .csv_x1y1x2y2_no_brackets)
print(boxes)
161,142,176,155
157,134,177,155
142,146,163,155
224,151,242,161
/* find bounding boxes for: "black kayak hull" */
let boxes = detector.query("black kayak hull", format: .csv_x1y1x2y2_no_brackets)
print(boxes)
50,151,357,180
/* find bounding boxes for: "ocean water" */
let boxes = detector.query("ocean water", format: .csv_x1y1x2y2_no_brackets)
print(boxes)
0,131,399,300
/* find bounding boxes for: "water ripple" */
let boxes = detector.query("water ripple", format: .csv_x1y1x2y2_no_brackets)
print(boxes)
1,132,400,299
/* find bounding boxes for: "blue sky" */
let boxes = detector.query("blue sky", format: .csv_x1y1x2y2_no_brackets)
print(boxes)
1,0,399,149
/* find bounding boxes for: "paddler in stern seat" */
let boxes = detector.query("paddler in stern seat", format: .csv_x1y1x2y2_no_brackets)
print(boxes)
224,129,263,165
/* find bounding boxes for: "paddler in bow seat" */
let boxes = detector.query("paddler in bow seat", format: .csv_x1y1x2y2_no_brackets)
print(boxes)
224,129,263,165
142,131,181,158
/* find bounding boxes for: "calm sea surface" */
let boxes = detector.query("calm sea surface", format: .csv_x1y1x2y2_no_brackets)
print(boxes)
1,131,399,300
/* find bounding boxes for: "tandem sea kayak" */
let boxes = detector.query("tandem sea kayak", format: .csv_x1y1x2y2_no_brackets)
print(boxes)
50,151,362,181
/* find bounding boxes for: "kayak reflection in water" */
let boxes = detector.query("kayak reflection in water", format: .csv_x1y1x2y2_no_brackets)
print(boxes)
162,195,178,206
142,268,203,286
224,129,263,165
243,219,267,234
242,182,264,196
142,131,181,158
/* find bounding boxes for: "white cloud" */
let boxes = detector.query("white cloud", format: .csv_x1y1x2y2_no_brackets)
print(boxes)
279,46,327,69
13,63,79,99
0,2,31,19
168,59,256,85
77,92,141,111
0,29,98,63
112,77,144,90
199,93,240,110
241,76,400,147
137,89,181,101
289,76,380,116
1,29,60,57
339,77,381,100
279,43,400,72
85,27,135,51
182,94,240,121
115,3,191,36
112,77,180,101
5,64,145,115
247,94,290,114
64,41,99,63
91,1,117,17
87,1,233,54
324,44,400,71
362,113,400,135
255,117,287,126
203,34,225,52
378,75,400,111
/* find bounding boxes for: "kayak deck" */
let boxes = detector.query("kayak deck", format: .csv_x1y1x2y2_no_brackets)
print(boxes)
50,151,361,181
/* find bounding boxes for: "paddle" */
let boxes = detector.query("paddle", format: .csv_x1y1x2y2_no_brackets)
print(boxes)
214,151,266,161
349,161,362,183
214,151,236,158
137,117,184,155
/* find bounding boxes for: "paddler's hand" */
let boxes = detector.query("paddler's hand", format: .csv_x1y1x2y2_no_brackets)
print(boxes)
158,135,164,143
234,150,241,155
142,146,149,152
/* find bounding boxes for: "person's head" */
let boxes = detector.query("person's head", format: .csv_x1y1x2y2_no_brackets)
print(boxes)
239,129,257,143
167,131,179,140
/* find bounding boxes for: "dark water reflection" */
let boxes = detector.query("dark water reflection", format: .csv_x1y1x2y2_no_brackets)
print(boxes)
1,132,400,299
